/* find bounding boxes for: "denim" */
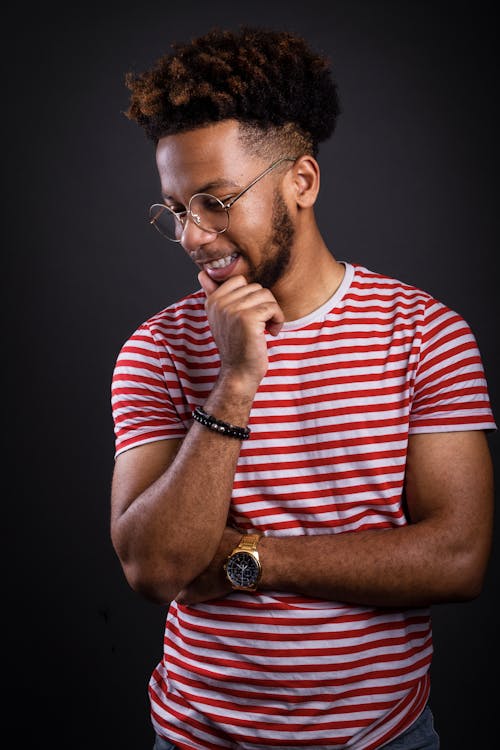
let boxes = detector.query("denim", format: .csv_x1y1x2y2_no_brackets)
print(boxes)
381,705,440,749
152,704,439,750
153,737,177,750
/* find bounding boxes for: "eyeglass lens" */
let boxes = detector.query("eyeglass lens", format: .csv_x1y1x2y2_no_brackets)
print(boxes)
149,194,229,241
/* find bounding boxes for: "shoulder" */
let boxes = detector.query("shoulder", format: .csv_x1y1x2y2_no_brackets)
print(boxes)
349,263,463,321
125,289,208,345
142,288,207,332
349,263,434,304
113,288,209,367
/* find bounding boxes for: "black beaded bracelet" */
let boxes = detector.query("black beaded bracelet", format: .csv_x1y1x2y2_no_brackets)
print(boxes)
192,406,251,440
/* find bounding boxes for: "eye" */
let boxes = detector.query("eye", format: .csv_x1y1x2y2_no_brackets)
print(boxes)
166,204,186,215
219,195,236,207
198,195,227,212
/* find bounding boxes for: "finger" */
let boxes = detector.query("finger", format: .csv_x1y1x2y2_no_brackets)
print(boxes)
237,299,284,334
199,271,252,299
266,319,284,337
218,283,279,309
264,304,285,336
198,270,219,296
220,287,285,335
199,272,285,334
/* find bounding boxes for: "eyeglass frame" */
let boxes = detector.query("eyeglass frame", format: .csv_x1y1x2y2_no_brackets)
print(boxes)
149,156,296,242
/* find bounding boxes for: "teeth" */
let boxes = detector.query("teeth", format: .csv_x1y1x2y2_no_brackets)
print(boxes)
206,253,237,269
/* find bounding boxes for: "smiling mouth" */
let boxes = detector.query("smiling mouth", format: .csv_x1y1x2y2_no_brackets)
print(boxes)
204,252,239,270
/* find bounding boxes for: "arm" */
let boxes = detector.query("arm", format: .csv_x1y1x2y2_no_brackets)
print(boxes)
110,416,246,605
179,429,494,607
110,272,284,604
261,429,493,606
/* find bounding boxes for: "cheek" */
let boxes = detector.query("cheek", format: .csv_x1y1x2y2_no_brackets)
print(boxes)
233,194,274,241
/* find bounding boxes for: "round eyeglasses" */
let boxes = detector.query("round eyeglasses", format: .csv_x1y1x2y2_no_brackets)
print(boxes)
149,157,295,243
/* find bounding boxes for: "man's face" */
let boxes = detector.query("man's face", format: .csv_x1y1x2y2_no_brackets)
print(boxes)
155,120,296,290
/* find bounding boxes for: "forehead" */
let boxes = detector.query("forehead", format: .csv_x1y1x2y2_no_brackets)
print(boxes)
155,120,258,196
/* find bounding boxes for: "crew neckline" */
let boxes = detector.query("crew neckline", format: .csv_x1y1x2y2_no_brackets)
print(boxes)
279,261,354,332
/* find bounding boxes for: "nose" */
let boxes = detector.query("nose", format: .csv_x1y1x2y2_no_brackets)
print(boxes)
179,215,218,253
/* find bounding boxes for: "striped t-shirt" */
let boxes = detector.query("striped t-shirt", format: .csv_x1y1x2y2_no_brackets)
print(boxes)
111,263,495,749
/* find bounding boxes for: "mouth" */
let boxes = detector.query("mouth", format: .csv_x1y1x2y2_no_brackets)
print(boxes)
200,252,241,282
203,252,239,270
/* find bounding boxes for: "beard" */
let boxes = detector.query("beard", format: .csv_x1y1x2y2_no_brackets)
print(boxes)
246,190,295,289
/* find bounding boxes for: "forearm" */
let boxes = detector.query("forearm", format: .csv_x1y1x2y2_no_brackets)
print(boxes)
257,435,493,609
172,433,493,609
259,520,487,607
113,377,254,602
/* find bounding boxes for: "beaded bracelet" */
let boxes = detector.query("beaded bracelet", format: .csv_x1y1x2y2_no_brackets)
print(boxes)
192,406,251,440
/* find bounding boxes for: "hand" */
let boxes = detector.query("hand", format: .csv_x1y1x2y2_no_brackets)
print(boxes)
198,271,285,391
175,526,242,606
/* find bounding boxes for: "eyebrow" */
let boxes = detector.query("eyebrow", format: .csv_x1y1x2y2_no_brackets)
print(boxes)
162,178,242,203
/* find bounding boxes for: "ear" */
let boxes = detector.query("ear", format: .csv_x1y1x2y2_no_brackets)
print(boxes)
289,155,320,208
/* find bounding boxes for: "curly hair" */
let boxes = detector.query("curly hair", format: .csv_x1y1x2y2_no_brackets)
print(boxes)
124,26,341,157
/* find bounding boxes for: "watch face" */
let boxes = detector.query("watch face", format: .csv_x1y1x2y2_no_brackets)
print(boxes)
226,551,260,588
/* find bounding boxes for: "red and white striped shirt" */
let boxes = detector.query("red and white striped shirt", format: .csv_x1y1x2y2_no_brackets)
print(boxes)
111,263,495,749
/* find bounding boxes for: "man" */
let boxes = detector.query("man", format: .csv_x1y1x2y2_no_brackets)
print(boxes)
110,27,495,750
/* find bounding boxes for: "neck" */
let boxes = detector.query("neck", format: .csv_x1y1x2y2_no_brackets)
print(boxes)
272,228,345,321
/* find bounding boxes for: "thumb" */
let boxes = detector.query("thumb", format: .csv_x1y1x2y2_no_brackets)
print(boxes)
198,269,219,297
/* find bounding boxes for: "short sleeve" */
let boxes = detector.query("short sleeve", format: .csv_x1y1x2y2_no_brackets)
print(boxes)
409,299,496,434
111,322,187,457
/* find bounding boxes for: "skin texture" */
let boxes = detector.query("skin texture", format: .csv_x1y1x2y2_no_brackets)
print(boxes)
110,120,494,608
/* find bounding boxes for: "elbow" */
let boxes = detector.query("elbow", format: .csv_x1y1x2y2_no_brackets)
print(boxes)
447,576,483,604
112,537,200,604
122,562,181,604
110,521,220,604
111,529,182,604
442,548,490,603
453,566,487,602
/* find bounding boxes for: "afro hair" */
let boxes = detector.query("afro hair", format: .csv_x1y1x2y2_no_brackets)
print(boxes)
125,26,341,156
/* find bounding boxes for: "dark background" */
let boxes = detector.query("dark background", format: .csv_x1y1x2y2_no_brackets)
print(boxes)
5,1,498,748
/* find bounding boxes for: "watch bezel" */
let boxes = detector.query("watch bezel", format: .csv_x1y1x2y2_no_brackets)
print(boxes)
225,549,262,591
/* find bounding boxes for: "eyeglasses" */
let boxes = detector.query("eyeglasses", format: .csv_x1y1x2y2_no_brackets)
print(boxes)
149,156,295,243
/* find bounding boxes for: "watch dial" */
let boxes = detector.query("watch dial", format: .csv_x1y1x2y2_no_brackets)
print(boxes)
226,552,260,588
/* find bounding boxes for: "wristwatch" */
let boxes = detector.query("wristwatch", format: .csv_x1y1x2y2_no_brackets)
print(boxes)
224,534,262,591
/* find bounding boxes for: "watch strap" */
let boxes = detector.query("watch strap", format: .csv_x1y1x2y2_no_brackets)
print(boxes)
235,533,261,554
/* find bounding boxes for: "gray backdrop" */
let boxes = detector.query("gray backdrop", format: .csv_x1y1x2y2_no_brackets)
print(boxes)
5,1,498,748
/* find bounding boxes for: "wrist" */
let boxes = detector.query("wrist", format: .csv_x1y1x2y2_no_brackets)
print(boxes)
216,367,261,400
203,372,257,428
192,406,250,440
255,535,286,592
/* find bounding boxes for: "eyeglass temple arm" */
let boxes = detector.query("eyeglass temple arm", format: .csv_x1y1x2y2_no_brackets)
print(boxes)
150,206,168,224
224,157,296,209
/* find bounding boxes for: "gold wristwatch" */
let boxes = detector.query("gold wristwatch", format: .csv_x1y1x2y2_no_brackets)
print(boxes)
224,534,262,591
